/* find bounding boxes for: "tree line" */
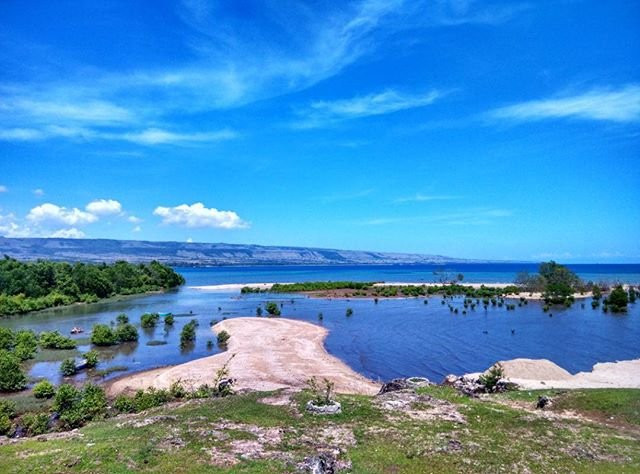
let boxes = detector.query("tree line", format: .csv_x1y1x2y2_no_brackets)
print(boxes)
0,257,185,316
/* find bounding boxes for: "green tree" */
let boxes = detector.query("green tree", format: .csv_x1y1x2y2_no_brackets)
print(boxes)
60,358,77,376
0,350,27,391
608,286,628,313
91,324,118,346
114,323,138,342
265,302,280,316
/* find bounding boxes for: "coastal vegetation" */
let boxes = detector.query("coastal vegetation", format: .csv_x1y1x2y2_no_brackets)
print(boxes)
0,258,184,316
0,384,638,472
179,319,198,347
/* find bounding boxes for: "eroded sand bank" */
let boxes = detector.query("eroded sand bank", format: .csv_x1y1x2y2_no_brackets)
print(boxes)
475,358,640,389
107,317,380,397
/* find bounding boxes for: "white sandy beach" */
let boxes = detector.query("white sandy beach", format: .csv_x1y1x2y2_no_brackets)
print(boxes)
472,358,640,390
107,317,380,397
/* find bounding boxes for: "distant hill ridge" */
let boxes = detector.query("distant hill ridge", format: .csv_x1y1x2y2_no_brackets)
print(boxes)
0,237,490,266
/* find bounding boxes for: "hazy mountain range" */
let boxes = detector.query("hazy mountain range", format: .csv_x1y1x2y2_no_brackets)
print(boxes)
0,237,490,266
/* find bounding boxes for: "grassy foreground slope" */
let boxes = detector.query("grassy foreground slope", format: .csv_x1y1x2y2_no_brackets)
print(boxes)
1,387,638,473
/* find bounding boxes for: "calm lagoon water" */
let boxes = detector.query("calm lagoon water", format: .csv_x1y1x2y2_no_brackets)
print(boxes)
2,264,639,385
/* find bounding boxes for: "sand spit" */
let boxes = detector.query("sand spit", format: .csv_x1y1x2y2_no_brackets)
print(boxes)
188,282,592,300
480,358,640,390
107,317,380,397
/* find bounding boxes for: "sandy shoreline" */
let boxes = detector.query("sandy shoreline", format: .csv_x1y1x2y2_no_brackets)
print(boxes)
106,317,380,397
468,358,640,390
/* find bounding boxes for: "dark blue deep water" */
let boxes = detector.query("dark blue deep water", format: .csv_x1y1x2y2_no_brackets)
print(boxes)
1,264,639,385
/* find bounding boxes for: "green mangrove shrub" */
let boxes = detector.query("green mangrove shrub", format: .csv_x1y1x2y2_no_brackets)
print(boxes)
33,380,56,399
0,350,27,392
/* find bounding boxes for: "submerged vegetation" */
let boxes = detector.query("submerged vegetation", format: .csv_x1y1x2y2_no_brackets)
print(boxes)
0,257,185,316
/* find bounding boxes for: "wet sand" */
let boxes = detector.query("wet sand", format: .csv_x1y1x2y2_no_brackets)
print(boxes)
107,317,380,397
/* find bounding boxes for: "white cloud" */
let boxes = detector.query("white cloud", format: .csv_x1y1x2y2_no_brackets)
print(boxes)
186,237,193,243
120,128,237,145
0,185,7,193
128,215,142,223
153,202,248,229
490,84,640,123
33,188,44,196
26,203,97,226
295,89,443,128
4,98,134,125
0,213,86,238
394,194,461,203
85,199,122,216
358,208,512,226
132,225,142,233
50,228,86,239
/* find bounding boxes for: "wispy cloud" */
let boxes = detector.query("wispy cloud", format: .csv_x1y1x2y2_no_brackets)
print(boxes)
489,84,640,123
430,1,531,26
294,89,443,128
321,188,375,203
0,185,7,193
394,193,461,203
0,125,237,146
358,208,512,226
0,1,527,144
119,128,238,145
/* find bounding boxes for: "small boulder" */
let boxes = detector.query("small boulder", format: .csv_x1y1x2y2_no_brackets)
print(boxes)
377,378,411,394
298,453,337,473
536,395,552,409
305,400,342,415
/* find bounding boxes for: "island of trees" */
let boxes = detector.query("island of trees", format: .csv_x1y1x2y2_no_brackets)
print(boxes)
0,257,185,316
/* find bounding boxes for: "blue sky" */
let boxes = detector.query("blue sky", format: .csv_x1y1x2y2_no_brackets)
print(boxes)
0,0,639,262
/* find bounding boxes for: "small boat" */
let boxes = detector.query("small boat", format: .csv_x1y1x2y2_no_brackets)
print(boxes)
70,327,84,334
158,312,172,317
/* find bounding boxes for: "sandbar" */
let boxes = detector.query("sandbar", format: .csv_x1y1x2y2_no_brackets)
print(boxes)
107,317,380,397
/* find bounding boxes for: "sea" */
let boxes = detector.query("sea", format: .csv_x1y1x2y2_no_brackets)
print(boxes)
1,263,639,386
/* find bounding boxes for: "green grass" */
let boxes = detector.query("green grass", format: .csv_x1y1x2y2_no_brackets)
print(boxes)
0,388,639,473
498,388,640,427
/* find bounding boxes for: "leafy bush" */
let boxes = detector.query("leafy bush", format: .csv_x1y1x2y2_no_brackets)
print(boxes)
54,383,106,429
39,331,77,350
91,324,118,346
608,286,629,312
306,376,335,406
0,350,27,391
60,358,77,376
132,387,170,412
53,384,81,413
14,330,38,360
0,327,14,351
114,395,136,413
163,314,174,325
115,313,129,324
0,400,16,418
140,313,160,328
345,308,353,317
265,302,280,316
33,380,56,399
169,380,187,399
180,320,197,347
216,330,230,345
22,412,49,436
84,350,99,368
0,413,11,435
479,363,504,392
114,323,138,342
